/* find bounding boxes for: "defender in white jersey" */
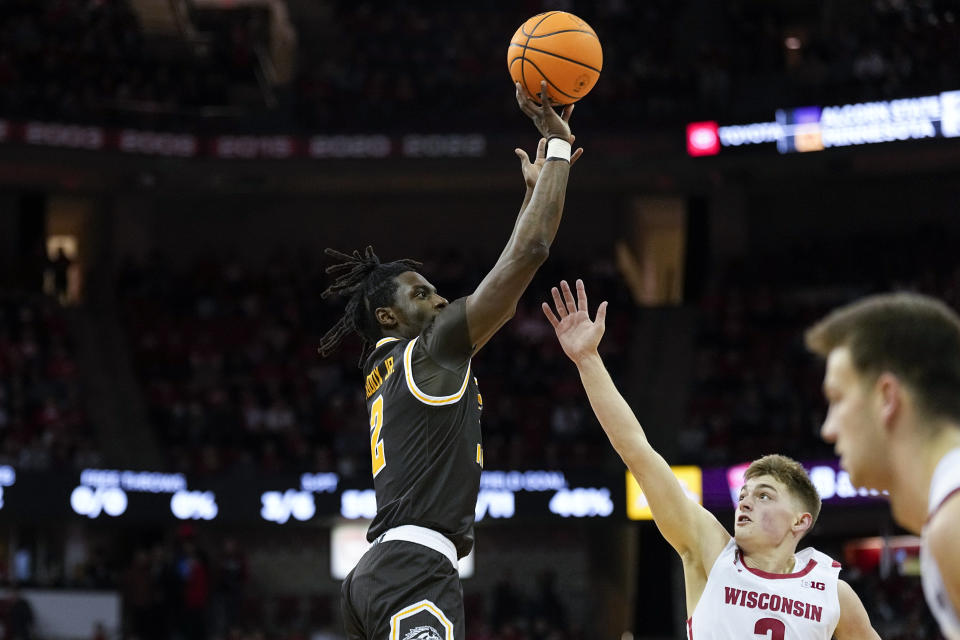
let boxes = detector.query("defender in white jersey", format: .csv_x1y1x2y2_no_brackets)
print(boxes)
543,280,879,640
689,539,842,639
808,293,960,639
922,448,960,639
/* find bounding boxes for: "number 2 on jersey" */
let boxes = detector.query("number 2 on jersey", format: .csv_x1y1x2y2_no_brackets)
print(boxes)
754,618,785,640
370,394,386,477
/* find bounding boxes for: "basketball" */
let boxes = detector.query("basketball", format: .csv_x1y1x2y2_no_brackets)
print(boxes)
508,11,603,105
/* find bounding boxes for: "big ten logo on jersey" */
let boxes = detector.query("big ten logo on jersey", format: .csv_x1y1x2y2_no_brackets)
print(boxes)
802,579,826,591
390,600,453,640
365,356,396,399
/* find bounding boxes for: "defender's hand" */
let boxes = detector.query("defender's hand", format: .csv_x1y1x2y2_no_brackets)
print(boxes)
516,81,575,142
515,136,584,189
542,279,608,364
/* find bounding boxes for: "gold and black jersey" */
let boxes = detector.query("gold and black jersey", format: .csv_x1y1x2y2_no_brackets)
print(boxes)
362,298,482,558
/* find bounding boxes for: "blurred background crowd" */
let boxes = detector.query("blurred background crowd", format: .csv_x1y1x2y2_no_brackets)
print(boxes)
0,0,958,132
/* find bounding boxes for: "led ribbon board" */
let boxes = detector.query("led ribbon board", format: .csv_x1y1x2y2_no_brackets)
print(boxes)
687,90,960,156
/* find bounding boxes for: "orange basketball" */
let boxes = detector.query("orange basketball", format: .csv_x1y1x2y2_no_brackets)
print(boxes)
508,11,603,105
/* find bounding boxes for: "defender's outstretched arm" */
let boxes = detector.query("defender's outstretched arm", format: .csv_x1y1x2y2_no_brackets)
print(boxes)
543,280,730,567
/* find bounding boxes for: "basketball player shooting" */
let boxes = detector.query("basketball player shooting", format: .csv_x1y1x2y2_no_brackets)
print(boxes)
543,279,880,640
807,293,960,640
320,82,581,640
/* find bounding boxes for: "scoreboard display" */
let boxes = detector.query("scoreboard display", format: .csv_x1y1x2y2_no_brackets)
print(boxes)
0,460,885,526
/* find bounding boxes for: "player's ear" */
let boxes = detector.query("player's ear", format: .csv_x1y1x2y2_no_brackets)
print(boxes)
875,372,902,431
376,306,398,329
793,511,813,536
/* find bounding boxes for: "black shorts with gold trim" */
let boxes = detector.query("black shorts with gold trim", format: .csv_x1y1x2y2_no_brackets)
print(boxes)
341,538,464,640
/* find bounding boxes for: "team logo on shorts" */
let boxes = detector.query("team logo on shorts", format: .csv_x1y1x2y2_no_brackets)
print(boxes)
390,600,453,640
402,626,442,640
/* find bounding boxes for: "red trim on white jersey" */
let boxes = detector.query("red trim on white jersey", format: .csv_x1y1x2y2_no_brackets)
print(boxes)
736,549,818,579
926,486,960,525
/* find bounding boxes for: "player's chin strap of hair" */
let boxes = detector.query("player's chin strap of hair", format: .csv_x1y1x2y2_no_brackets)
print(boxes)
546,136,572,162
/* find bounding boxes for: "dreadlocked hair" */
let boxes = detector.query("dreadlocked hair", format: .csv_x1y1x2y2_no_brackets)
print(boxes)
318,246,422,364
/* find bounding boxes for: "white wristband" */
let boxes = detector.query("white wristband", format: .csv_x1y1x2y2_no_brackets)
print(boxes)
546,138,571,162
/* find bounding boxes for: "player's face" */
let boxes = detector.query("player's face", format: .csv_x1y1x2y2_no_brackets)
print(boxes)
390,271,448,337
820,347,889,490
734,475,805,550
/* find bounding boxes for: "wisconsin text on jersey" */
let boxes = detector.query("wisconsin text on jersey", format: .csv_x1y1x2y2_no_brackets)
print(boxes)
366,356,396,398
723,587,825,622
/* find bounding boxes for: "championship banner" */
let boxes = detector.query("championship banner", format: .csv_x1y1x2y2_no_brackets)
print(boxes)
0,120,487,159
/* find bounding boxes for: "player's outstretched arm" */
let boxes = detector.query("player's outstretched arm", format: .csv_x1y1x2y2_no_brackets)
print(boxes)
465,81,581,353
834,580,881,640
543,280,730,566
496,136,583,285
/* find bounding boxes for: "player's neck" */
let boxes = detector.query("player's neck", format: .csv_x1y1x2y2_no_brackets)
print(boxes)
741,544,798,575
382,327,414,341
889,425,960,533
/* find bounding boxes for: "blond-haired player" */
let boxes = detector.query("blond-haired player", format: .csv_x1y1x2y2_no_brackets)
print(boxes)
543,279,880,640
807,292,960,640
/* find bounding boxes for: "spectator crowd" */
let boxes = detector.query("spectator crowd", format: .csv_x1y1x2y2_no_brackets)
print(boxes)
116,249,632,477
681,227,960,467
1,0,958,132
0,293,100,472
0,0,269,131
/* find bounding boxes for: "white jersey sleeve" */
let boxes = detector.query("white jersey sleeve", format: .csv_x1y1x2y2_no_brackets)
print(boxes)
687,538,841,640
922,447,960,640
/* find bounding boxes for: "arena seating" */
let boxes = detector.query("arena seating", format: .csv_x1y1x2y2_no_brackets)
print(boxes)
116,250,632,475
2,0,957,132
0,294,100,471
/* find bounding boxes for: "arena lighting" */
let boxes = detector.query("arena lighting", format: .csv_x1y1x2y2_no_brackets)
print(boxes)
0,465,14,510
626,466,702,521
720,461,887,508
686,122,720,156
687,89,960,156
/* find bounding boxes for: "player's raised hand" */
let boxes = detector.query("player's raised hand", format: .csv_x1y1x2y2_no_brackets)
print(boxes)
515,136,584,188
542,279,607,363
516,81,575,142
